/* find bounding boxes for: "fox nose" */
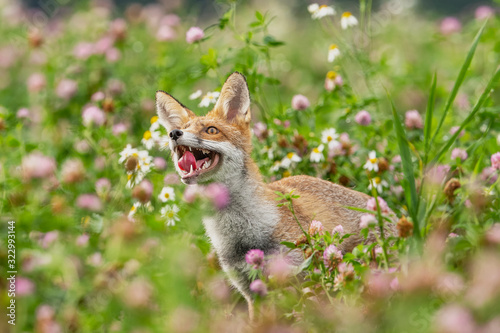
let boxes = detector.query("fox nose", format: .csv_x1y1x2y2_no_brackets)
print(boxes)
169,129,183,141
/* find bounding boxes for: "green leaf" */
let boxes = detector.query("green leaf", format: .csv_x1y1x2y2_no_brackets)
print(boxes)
200,48,218,69
389,96,420,239
423,72,437,165
430,22,487,148
295,254,314,274
219,8,233,30
263,35,284,47
280,241,297,249
255,11,264,22
432,66,500,163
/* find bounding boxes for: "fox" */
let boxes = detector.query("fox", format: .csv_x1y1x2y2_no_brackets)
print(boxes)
155,72,395,318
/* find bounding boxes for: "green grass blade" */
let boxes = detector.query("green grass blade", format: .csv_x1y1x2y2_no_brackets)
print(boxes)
429,21,487,148
423,72,437,165
389,95,420,239
432,66,500,164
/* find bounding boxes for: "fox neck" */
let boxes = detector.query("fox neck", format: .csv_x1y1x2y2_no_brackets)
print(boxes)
203,157,280,267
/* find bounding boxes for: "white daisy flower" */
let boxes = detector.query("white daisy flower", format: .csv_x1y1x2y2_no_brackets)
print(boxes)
150,121,160,132
189,89,203,100
261,146,274,160
328,44,341,63
310,144,325,163
363,150,379,172
161,204,180,226
141,130,155,150
158,135,171,151
309,4,335,20
128,202,141,221
307,3,319,13
199,91,220,107
321,128,340,149
340,12,358,29
119,144,139,163
158,186,175,202
368,177,389,193
280,152,302,169
270,161,281,172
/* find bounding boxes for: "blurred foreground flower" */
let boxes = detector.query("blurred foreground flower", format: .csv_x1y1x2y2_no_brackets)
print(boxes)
366,197,389,214
327,44,340,62
56,79,78,100
491,152,500,170
341,12,358,29
360,214,376,228
363,151,379,172
204,183,230,210
404,110,423,129
355,110,372,126
21,152,56,180
280,152,302,168
440,17,462,35
82,105,106,126
310,144,325,162
27,73,46,92
16,277,35,296
186,26,204,44
308,4,335,19
199,91,219,107
291,94,310,110
76,194,102,212
246,249,264,269
250,279,268,296
451,148,468,161
434,304,476,333
324,71,343,91
475,6,495,20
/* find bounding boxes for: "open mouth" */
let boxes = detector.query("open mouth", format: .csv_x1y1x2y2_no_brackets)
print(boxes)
175,145,220,179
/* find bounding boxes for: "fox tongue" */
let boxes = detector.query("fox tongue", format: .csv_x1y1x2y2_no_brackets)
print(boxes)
178,151,197,172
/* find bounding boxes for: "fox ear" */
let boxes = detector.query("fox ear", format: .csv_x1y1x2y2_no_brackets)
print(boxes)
213,72,251,123
156,91,194,133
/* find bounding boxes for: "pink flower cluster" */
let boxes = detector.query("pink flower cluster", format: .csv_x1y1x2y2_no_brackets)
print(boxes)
291,94,310,110
245,249,265,269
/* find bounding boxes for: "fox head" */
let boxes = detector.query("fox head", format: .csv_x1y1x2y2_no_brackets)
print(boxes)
156,72,254,185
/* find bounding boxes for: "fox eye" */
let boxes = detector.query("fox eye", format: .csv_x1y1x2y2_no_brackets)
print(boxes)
206,126,219,135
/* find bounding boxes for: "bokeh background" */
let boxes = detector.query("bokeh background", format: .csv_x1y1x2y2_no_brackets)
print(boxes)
1,0,500,332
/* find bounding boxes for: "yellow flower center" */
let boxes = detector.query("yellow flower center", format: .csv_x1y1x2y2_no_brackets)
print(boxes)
369,158,378,164
327,135,333,142
164,193,170,199
132,153,138,157
130,206,136,212
313,148,320,153
287,152,294,159
150,116,158,124
283,171,291,178
127,174,132,180
143,130,152,140
320,5,328,9
167,211,174,218
329,44,338,50
374,177,381,184
342,12,352,18
327,71,337,79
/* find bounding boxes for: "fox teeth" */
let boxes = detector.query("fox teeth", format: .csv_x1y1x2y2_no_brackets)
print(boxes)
189,147,192,152
206,160,211,168
201,149,210,155
190,165,193,173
